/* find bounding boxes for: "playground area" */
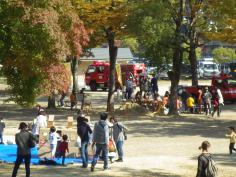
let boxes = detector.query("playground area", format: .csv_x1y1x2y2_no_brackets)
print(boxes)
0,80,236,177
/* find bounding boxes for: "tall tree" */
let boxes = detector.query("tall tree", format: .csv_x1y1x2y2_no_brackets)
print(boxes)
76,0,130,112
0,0,89,107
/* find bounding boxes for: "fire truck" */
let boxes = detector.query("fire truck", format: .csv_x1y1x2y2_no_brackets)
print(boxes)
85,61,145,91
179,73,236,102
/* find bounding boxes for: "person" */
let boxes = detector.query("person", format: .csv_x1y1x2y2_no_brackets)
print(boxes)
49,126,57,158
32,109,47,138
176,96,182,114
197,88,203,114
110,116,127,162
12,122,38,177
91,112,109,171
35,104,42,116
203,88,212,116
0,117,5,144
225,126,236,155
55,130,62,158
162,91,169,108
59,134,69,166
187,94,195,113
70,92,77,110
77,114,92,168
125,78,133,100
150,74,158,95
196,141,212,177
216,87,224,117
211,95,219,117
59,91,66,107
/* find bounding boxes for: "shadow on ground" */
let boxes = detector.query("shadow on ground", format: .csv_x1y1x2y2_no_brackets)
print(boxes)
0,164,181,177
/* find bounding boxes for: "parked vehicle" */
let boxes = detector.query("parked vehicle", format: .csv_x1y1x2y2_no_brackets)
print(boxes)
220,60,236,78
179,73,236,102
197,58,221,78
85,61,145,91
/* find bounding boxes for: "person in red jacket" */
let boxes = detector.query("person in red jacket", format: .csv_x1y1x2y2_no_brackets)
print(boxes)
59,134,69,165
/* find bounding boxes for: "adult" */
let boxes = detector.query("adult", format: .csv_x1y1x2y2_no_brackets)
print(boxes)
110,117,128,162
125,78,133,100
150,74,158,95
12,122,38,177
0,117,5,144
77,114,92,168
32,109,47,138
91,112,109,171
216,87,224,117
196,141,214,177
203,88,212,116
197,88,203,114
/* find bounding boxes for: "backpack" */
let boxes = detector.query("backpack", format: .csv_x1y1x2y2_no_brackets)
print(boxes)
203,155,218,177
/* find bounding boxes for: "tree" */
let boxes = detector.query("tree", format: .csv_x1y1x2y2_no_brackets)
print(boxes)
204,0,236,44
76,0,130,112
212,47,236,63
0,0,89,107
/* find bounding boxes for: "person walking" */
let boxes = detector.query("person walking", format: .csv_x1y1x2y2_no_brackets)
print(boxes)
32,109,47,138
12,122,38,177
91,112,109,171
77,115,92,168
225,126,236,155
197,88,203,114
216,87,224,117
0,117,5,144
110,116,127,162
196,141,214,177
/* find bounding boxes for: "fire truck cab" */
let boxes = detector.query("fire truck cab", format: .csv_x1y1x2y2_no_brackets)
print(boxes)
85,61,145,91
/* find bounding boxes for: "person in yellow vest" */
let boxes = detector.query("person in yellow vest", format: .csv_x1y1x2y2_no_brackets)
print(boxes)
186,94,195,113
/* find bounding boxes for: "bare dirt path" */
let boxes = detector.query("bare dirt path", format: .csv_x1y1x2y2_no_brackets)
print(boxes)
0,80,236,177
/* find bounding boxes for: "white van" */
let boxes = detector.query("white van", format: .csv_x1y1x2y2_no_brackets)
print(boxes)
198,58,220,78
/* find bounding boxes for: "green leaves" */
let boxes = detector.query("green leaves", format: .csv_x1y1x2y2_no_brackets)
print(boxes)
212,47,236,63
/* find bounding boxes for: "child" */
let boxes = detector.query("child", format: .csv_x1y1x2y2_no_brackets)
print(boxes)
59,134,69,165
225,126,236,155
0,117,5,144
211,96,219,117
186,94,195,113
55,130,62,158
49,126,57,158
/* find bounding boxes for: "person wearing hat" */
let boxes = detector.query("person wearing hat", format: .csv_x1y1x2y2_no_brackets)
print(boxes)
77,114,92,168
12,122,38,177
91,112,109,171
32,109,47,137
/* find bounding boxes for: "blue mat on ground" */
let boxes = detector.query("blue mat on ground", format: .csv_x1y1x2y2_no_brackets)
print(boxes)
0,145,83,165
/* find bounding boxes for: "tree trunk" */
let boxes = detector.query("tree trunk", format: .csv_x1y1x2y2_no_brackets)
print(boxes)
168,0,184,115
106,29,118,113
168,48,183,115
71,56,78,94
189,45,198,86
48,94,56,108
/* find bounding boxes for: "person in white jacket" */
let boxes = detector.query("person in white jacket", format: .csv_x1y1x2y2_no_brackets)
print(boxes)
216,87,224,117
32,109,47,137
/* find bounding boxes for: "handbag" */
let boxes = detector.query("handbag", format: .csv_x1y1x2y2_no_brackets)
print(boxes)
108,138,116,152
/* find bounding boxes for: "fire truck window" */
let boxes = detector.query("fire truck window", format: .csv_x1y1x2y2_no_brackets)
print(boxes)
87,66,96,73
97,66,104,73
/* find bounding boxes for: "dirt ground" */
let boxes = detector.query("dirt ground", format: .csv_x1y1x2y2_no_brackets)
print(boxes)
0,80,236,177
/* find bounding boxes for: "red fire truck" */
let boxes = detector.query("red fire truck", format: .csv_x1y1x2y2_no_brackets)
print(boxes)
179,73,236,102
85,61,145,91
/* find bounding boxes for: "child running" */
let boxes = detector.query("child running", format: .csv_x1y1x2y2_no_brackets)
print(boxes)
225,126,236,155
59,134,69,165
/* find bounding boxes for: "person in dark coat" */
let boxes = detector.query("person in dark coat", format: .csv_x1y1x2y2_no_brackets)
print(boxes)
12,122,38,177
77,114,92,168
196,141,212,177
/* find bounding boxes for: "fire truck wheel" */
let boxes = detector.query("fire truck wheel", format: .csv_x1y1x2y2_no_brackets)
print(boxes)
90,81,97,91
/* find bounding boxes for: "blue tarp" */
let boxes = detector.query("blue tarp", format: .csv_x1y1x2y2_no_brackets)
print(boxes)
0,145,83,165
